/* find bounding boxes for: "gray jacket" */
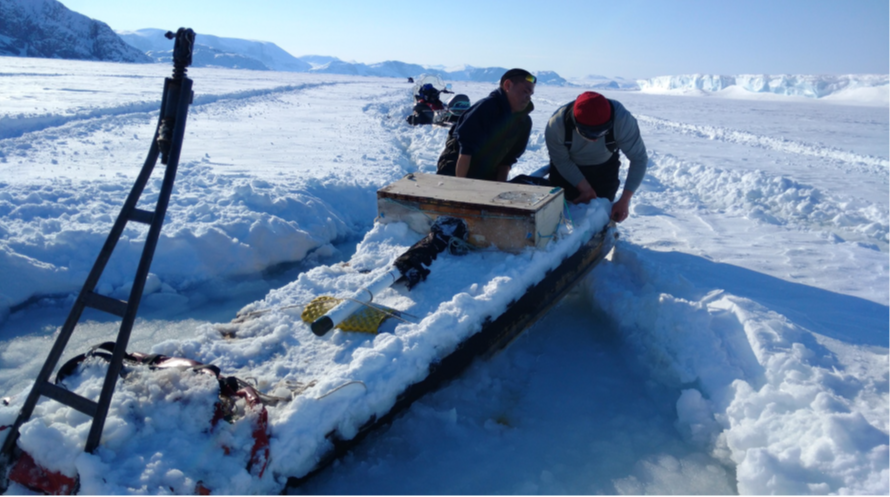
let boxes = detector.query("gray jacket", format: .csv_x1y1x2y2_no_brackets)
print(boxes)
545,99,648,193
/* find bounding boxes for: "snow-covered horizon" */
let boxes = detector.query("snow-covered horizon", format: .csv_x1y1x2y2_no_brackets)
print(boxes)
638,73,890,106
1,0,886,100
108,30,890,104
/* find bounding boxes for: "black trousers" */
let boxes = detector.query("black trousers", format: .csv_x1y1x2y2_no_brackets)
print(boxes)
549,154,621,202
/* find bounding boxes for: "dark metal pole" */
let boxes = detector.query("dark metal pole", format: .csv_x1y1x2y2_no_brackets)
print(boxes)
85,28,195,453
0,28,197,476
0,105,164,461
85,77,193,452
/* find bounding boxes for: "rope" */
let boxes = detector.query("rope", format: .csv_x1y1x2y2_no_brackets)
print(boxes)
562,198,575,232
231,303,309,323
316,380,367,400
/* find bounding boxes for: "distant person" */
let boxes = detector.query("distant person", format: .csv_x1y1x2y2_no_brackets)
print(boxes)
545,91,648,222
407,83,445,126
436,68,536,182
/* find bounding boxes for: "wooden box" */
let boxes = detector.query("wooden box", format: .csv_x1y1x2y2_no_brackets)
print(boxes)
377,173,565,252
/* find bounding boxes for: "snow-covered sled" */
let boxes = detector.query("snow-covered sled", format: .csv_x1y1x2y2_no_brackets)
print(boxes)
1,173,617,494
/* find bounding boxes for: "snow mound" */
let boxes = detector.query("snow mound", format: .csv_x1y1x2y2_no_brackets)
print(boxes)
638,74,889,106
0,164,364,322
589,244,889,495
0,0,150,62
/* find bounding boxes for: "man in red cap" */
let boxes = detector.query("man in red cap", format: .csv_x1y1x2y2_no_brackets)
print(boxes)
545,91,648,222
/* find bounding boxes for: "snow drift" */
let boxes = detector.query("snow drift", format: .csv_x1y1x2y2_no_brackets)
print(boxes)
590,245,888,494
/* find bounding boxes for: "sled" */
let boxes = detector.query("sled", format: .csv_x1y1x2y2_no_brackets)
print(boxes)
1,173,617,494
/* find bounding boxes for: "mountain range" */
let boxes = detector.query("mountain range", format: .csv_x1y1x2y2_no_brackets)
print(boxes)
0,0,149,62
117,29,578,86
0,0,633,88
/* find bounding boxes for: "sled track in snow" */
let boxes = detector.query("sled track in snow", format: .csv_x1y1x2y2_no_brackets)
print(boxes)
644,151,889,247
0,81,360,141
365,90,449,176
637,114,890,172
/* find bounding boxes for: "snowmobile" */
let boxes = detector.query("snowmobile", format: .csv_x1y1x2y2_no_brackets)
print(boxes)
0,39,617,492
406,74,471,127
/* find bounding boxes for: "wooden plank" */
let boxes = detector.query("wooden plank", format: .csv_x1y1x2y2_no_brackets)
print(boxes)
379,173,557,212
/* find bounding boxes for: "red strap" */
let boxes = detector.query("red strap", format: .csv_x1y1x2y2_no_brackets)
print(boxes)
8,451,78,495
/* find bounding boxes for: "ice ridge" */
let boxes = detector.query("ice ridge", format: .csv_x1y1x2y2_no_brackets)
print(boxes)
637,74,889,98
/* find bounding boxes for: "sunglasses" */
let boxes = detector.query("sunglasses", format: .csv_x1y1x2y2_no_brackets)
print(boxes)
576,120,612,140
524,74,537,84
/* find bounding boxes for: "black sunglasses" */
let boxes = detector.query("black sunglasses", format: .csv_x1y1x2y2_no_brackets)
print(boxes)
575,119,612,140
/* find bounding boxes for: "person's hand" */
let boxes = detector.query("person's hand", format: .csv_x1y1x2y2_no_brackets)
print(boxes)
572,180,597,204
611,193,632,222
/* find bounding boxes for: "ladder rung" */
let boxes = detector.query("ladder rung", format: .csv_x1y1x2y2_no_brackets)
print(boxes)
129,208,155,225
40,382,98,417
83,292,128,317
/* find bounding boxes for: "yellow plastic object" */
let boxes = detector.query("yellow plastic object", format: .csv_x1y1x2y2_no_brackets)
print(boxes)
300,296,391,334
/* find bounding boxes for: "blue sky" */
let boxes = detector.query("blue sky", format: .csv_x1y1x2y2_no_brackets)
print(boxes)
63,0,888,79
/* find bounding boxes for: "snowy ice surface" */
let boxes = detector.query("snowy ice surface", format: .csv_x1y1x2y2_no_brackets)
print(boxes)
0,56,887,494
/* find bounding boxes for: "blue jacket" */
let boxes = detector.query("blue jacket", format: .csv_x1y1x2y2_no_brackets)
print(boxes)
437,88,533,181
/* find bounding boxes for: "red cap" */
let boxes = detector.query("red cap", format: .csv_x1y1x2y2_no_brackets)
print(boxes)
573,92,611,126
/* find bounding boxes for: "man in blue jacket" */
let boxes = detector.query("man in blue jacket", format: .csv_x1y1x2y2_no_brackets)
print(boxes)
436,68,535,182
